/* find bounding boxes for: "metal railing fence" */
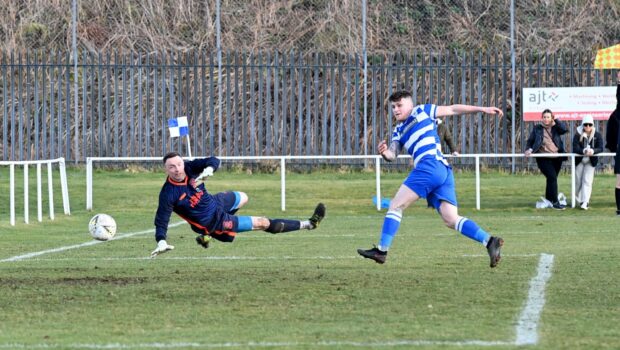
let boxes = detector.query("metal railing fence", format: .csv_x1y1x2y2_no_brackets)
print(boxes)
85,152,617,213
1,50,616,169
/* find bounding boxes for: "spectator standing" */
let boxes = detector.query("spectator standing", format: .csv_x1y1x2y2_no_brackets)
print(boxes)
525,109,569,210
572,115,604,210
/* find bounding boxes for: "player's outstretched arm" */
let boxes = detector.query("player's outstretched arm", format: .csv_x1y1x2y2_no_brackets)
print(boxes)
378,140,398,161
436,105,503,118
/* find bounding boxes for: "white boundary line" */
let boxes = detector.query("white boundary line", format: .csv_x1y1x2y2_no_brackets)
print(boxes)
515,253,555,345
0,222,185,263
0,339,513,349
7,254,540,263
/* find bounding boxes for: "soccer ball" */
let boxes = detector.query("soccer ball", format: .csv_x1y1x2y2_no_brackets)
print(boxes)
88,214,117,241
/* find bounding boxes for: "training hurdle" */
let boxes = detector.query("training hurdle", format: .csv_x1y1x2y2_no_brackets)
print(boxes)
0,158,71,226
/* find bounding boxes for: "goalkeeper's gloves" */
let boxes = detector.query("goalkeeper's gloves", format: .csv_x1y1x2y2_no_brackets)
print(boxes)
150,240,175,258
199,166,214,179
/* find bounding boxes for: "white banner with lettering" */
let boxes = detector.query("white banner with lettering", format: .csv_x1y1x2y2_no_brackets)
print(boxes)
522,86,616,121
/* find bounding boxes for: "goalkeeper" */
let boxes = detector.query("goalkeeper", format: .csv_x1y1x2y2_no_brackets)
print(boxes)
151,152,326,257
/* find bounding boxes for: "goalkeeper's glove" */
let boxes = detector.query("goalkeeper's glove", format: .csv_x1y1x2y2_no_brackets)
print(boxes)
150,240,175,258
199,166,214,179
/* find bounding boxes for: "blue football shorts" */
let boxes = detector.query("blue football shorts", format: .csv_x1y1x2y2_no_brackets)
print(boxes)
212,191,243,213
403,160,458,210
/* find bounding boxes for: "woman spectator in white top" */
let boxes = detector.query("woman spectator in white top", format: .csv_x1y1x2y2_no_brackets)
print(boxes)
572,115,604,210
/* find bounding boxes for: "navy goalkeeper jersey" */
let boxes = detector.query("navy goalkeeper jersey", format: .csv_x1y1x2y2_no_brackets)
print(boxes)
154,157,221,241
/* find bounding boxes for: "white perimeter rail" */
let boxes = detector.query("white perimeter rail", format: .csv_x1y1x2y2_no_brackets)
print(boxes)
0,157,71,225
86,156,381,212
86,153,616,212
463,152,616,210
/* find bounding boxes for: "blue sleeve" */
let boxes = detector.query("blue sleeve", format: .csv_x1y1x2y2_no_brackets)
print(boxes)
391,126,400,143
425,104,437,121
154,185,174,242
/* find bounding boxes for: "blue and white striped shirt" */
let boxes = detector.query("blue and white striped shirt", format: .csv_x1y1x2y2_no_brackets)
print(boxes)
391,104,449,167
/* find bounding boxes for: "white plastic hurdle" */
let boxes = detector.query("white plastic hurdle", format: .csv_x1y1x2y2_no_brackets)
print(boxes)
458,152,616,210
1,158,71,226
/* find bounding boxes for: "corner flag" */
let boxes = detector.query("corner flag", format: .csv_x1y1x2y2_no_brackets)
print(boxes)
168,116,192,157
168,116,189,138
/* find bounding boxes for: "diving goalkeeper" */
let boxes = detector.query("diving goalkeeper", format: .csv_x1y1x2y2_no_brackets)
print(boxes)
151,152,326,257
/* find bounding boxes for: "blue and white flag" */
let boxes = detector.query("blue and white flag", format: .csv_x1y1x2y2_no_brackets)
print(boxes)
168,116,189,138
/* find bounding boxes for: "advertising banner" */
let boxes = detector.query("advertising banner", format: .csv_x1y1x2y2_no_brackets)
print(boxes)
522,86,616,121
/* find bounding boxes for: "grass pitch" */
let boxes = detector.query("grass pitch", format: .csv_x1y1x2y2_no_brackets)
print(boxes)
0,167,619,349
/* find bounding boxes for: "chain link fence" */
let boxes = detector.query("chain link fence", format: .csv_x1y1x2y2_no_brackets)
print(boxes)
219,0,363,53
1,1,618,54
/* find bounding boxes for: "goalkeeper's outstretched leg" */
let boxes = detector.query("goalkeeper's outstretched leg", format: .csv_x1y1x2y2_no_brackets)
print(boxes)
261,202,326,233
193,203,326,247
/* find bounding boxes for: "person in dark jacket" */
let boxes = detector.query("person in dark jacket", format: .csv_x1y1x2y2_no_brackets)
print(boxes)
605,71,620,215
572,115,604,210
525,109,569,209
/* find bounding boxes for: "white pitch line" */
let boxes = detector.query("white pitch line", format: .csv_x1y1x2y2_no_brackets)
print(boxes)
0,222,186,263
17,253,538,263
514,253,555,345
24,256,360,262
461,253,539,258
0,339,513,349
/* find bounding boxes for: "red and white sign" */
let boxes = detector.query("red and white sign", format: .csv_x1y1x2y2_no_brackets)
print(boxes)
522,86,616,121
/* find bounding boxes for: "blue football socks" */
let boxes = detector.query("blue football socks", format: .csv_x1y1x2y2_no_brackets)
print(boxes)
456,217,490,245
378,210,402,251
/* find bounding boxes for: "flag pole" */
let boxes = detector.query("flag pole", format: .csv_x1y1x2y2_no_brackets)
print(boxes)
186,135,192,159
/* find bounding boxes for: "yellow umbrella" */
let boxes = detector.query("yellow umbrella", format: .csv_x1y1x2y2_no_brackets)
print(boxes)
594,43,620,69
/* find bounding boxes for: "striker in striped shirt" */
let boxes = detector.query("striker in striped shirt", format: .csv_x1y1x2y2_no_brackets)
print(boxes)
391,103,449,168
357,90,505,268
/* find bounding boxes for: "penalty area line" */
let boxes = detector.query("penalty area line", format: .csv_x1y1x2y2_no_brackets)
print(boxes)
514,253,555,345
0,221,186,263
